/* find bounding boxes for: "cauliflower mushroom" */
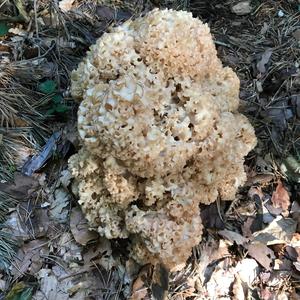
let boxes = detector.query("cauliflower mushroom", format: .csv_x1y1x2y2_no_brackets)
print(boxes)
69,9,257,270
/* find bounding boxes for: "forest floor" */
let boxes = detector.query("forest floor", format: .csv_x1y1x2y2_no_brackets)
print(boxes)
0,0,300,299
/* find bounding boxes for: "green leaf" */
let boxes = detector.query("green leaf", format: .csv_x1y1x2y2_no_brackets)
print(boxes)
52,94,63,104
38,80,57,94
0,21,9,37
5,283,33,300
46,108,56,116
18,287,33,300
55,104,68,113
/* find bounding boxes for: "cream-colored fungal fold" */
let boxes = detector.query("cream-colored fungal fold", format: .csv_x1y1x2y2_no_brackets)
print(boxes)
69,9,257,269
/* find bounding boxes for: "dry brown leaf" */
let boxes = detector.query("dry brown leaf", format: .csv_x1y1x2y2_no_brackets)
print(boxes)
271,181,290,212
260,288,275,300
241,217,255,238
232,275,245,300
231,1,252,15
257,49,273,74
70,207,98,246
0,173,38,199
59,0,75,12
11,239,49,278
245,174,274,186
56,232,82,263
246,242,275,270
253,216,297,245
195,239,230,284
83,239,115,270
130,265,152,300
248,186,264,201
218,229,249,245
33,268,85,300
286,234,300,264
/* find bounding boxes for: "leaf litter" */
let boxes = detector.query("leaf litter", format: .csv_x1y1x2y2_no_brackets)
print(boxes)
0,0,300,299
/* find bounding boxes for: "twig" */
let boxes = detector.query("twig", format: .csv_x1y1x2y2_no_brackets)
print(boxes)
15,0,29,22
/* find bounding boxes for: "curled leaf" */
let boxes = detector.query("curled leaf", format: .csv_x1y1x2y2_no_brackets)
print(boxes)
271,181,290,212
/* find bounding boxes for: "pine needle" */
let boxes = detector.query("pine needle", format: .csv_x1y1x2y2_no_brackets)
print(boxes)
0,192,18,272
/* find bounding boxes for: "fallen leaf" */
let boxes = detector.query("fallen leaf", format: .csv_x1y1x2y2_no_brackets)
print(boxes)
248,186,264,201
286,234,300,264
253,216,297,245
257,49,273,74
286,246,298,261
59,0,75,12
95,5,116,20
235,258,260,286
241,217,255,237
260,287,275,300
0,173,38,200
59,170,72,189
231,1,252,15
267,271,290,288
67,282,86,297
50,188,71,223
70,207,98,246
130,265,152,300
293,261,300,272
11,239,49,278
271,181,290,212
200,202,225,230
3,211,30,240
273,258,292,271
245,174,274,186
232,275,245,300
195,239,229,284
265,201,282,217
246,242,275,270
0,279,5,291
206,266,235,299
281,156,300,183
5,282,33,300
56,232,82,263
34,269,75,300
151,264,169,300
83,239,115,271
219,229,249,245
95,5,132,22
